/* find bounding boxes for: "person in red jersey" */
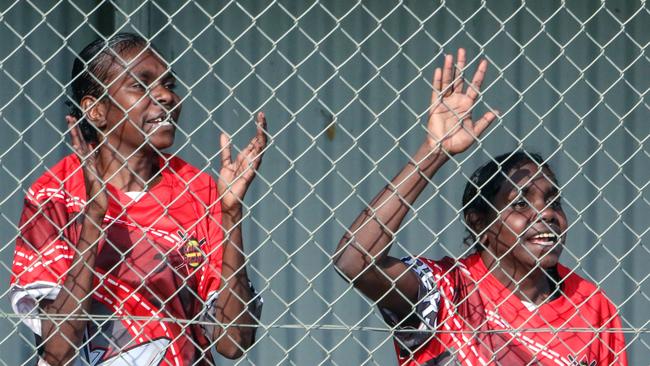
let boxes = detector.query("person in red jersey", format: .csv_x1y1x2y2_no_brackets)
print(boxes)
334,49,628,366
9,33,266,365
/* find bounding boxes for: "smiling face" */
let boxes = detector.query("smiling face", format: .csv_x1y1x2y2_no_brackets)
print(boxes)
92,46,181,154
481,161,568,271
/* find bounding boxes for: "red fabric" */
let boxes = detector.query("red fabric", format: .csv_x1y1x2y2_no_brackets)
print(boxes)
11,153,224,365
397,253,628,366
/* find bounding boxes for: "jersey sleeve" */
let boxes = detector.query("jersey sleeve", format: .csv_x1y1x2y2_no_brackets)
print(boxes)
9,195,78,335
378,256,442,352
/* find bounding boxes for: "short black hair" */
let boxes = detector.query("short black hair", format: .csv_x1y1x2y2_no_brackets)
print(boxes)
65,32,149,143
461,150,555,251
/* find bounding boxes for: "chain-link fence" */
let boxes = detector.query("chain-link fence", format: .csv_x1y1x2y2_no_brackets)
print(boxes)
0,0,647,365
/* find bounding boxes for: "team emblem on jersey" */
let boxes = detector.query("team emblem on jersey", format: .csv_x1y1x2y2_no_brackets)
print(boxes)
177,231,206,270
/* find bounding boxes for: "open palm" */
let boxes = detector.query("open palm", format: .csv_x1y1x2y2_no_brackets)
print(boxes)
427,48,497,155
218,112,268,213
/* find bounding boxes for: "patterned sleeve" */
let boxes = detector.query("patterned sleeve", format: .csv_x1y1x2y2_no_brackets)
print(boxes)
378,256,441,352
9,196,78,335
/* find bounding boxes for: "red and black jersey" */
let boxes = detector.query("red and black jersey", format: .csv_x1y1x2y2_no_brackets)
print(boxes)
382,253,628,366
10,153,227,365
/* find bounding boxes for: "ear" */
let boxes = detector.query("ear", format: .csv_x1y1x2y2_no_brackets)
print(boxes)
80,95,107,129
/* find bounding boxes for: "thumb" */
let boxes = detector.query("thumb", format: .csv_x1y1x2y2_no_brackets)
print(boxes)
473,110,498,137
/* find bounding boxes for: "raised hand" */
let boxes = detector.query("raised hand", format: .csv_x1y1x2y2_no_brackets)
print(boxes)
426,48,498,155
67,116,108,219
218,112,268,214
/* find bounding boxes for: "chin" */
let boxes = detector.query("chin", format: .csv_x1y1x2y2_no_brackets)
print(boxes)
149,135,175,150
538,256,560,269
536,248,562,268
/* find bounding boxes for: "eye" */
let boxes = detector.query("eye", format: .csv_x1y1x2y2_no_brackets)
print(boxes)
547,196,562,209
132,81,147,90
164,81,177,90
510,197,529,210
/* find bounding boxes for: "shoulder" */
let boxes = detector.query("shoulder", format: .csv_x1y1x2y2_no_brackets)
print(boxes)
558,264,617,310
408,255,465,274
26,154,85,208
405,255,467,289
164,155,215,187
164,154,218,201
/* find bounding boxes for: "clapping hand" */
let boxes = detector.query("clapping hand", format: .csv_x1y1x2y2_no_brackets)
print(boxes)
67,116,108,219
218,112,268,214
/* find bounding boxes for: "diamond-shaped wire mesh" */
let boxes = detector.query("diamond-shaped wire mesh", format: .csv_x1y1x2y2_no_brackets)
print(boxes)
0,0,647,365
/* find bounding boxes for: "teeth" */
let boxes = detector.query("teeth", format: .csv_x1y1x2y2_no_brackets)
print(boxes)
150,116,169,124
148,116,173,134
532,233,556,239
529,232,559,245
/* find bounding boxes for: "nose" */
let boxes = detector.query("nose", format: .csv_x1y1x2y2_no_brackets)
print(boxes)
151,84,175,111
536,200,558,225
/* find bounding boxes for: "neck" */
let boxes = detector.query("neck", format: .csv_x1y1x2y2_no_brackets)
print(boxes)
480,251,557,305
95,145,161,192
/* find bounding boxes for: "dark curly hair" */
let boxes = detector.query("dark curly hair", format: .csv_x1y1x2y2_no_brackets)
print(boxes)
65,33,149,143
461,150,556,251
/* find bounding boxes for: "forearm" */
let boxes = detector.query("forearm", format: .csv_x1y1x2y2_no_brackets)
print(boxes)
213,209,256,359
40,212,104,364
334,142,449,280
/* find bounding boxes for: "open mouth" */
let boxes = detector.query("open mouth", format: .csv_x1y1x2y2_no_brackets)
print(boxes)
527,232,560,247
146,114,175,131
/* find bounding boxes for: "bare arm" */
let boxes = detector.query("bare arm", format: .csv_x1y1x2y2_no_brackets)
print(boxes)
212,210,257,359
333,48,498,322
334,145,448,318
212,112,267,358
40,117,108,365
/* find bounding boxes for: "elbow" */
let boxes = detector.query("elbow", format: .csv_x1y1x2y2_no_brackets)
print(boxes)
40,326,81,366
216,334,253,359
216,324,256,359
333,238,364,282
333,253,356,282
41,346,75,366
217,344,244,359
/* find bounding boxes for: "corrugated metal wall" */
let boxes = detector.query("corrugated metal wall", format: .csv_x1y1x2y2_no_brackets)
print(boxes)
0,1,647,364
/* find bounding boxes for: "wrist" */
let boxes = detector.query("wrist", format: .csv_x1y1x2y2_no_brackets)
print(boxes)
221,207,243,226
413,142,449,170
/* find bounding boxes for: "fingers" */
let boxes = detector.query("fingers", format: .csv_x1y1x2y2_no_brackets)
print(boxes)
221,110,268,168
440,54,454,93
255,111,268,148
473,110,498,137
250,112,268,159
431,67,442,104
220,133,232,166
67,116,82,150
466,59,488,101
67,115,92,158
453,48,466,94
65,115,77,127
